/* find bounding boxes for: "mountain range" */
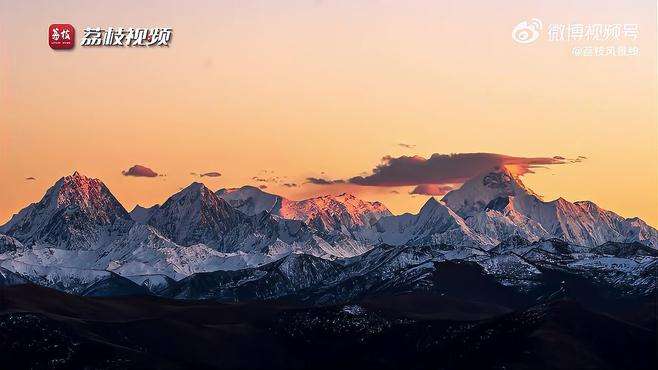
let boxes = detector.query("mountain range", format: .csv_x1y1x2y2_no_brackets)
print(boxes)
0,167,656,301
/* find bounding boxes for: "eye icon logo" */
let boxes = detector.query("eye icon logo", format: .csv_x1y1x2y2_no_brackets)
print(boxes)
512,19,542,44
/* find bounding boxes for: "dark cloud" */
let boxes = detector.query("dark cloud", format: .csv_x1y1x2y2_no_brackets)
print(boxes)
282,183,298,188
390,190,400,194
305,177,346,185
25,177,36,181
200,172,221,178
311,153,568,188
410,184,454,196
553,156,565,160
122,165,159,178
258,185,268,189
398,143,416,149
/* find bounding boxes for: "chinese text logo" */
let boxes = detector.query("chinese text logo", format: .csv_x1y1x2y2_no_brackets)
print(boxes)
80,27,172,47
49,24,75,50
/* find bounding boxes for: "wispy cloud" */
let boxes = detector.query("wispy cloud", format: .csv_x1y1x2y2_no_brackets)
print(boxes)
398,143,416,149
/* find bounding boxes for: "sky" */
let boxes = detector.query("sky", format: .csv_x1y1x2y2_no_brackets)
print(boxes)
0,0,656,226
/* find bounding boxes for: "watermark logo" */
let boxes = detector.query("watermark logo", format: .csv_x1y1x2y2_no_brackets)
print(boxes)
48,25,173,50
512,19,640,57
49,24,75,50
80,27,172,47
512,19,542,44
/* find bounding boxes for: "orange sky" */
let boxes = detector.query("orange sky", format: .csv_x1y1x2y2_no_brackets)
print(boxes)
0,0,656,226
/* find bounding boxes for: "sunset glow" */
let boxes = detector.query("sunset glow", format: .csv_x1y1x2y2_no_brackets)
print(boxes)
1,0,656,226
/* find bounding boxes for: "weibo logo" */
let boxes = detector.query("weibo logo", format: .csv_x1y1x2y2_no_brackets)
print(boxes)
512,19,542,44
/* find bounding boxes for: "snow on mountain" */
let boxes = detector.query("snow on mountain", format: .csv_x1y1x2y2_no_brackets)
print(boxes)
217,186,392,237
0,259,133,295
374,198,496,247
100,224,255,279
163,253,343,300
1,169,656,299
278,193,392,233
216,185,282,215
145,183,367,260
0,223,273,281
0,172,133,250
442,167,658,248
145,182,249,249
0,234,23,254
442,166,537,218
464,208,550,243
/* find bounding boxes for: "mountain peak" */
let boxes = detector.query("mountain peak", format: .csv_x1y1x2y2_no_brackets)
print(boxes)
216,185,282,216
147,181,247,248
419,197,441,212
171,182,217,201
0,172,131,249
442,166,538,218
48,172,126,213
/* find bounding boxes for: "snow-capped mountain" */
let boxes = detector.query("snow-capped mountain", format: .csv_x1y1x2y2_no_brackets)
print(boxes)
163,238,657,303
217,186,392,235
216,185,283,215
373,198,495,246
1,169,656,298
0,172,132,250
442,166,658,248
443,166,537,217
141,182,252,249
163,253,343,300
134,183,368,259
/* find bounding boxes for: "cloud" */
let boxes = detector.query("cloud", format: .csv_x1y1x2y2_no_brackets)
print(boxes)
282,183,298,188
571,155,588,163
252,175,280,183
305,177,345,185
398,143,416,149
410,184,454,196
313,153,569,188
258,185,268,189
25,177,36,181
122,165,159,178
200,172,221,178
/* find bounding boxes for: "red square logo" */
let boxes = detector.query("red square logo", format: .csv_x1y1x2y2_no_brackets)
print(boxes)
49,24,75,49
